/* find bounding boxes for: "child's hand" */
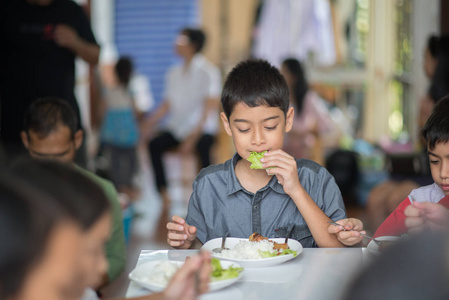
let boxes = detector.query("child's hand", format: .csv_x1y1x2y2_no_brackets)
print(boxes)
405,202,449,234
327,218,366,246
260,149,301,195
163,251,212,300
167,215,197,249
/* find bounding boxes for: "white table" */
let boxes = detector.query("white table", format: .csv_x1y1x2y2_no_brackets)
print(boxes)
126,248,370,300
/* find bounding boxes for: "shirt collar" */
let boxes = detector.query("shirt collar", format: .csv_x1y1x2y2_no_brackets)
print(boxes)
226,153,287,196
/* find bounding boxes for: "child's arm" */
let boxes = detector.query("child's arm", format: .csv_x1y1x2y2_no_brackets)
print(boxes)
166,216,198,249
328,218,366,246
261,149,344,247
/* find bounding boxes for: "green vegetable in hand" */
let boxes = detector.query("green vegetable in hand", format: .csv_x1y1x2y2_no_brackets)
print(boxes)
247,151,267,169
211,258,243,281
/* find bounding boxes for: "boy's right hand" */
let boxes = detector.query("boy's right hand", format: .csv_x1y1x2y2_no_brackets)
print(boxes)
328,218,366,246
167,215,197,249
405,202,449,233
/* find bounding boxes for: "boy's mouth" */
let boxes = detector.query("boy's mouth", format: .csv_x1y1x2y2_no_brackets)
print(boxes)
440,184,449,191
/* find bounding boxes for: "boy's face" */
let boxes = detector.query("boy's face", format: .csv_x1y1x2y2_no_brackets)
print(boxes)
79,212,111,289
428,141,449,195
21,125,82,163
220,103,294,161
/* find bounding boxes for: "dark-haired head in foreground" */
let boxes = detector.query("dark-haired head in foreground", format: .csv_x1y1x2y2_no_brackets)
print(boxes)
0,170,85,300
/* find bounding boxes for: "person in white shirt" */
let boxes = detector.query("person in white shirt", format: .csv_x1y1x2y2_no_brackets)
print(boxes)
142,28,221,208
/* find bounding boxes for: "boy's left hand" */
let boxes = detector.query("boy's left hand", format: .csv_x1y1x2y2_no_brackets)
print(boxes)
260,149,300,195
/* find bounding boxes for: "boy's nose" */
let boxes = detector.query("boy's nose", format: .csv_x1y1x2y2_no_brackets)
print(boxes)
251,128,265,146
440,161,449,179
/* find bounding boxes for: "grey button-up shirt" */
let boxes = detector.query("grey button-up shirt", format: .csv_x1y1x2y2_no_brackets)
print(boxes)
185,153,346,248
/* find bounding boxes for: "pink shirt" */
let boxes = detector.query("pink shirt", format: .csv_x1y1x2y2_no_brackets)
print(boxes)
283,90,333,159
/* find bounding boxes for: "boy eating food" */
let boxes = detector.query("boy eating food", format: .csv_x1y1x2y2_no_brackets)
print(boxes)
167,59,348,248
374,97,449,237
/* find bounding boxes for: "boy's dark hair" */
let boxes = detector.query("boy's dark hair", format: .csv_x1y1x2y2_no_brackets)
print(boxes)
9,159,110,230
115,56,133,87
0,170,69,299
23,97,78,140
221,59,290,118
421,96,449,150
181,28,206,53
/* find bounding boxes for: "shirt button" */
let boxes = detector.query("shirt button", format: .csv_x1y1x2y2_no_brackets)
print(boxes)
254,205,258,210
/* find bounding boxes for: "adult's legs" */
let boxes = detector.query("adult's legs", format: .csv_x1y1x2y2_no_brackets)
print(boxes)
195,134,215,168
149,132,179,206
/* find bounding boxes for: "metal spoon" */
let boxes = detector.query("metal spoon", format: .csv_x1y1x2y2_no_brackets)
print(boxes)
212,234,229,254
284,224,295,244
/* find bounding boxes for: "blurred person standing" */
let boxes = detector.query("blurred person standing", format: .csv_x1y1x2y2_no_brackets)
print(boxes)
100,56,141,200
280,58,335,164
142,28,222,208
0,0,100,166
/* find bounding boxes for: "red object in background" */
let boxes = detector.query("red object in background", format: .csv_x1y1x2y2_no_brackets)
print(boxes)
42,23,54,40
374,194,449,238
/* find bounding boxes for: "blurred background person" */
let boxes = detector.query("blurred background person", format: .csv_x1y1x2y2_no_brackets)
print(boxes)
99,56,141,201
0,0,100,167
20,97,126,287
141,28,221,209
280,58,336,165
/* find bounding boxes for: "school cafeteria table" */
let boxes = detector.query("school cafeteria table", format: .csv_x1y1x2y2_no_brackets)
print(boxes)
126,248,370,300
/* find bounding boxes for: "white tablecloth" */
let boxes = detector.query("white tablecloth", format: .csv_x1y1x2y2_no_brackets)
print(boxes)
126,248,370,300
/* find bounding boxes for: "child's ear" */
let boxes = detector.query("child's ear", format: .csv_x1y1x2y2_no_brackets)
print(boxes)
220,112,233,136
20,131,30,149
74,129,83,150
285,106,294,133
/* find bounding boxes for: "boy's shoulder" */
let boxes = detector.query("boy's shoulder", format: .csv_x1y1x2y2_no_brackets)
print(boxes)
295,158,323,174
410,183,445,204
195,158,233,182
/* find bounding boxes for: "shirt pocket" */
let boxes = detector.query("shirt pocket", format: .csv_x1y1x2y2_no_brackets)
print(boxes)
275,224,316,248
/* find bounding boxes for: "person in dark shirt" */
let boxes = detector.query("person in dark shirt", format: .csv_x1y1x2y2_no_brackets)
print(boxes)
0,0,99,163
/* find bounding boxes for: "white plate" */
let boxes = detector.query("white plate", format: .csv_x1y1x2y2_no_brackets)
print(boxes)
129,259,243,293
201,237,303,268
367,236,401,254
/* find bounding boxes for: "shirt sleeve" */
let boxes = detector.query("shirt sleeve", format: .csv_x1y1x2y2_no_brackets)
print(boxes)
373,197,411,238
185,178,207,244
316,166,347,221
73,3,98,45
102,181,126,282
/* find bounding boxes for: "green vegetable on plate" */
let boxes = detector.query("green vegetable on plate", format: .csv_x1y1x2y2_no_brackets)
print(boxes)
258,249,297,258
211,258,243,281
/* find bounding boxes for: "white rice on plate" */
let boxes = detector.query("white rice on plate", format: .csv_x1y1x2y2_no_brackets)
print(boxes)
141,261,179,286
217,240,277,259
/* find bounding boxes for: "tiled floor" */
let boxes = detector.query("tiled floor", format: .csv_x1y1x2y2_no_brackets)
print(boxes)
102,146,195,297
